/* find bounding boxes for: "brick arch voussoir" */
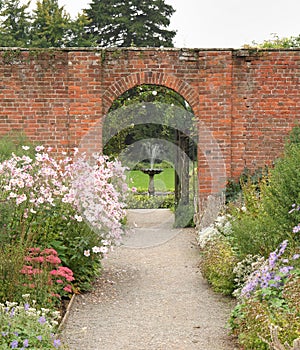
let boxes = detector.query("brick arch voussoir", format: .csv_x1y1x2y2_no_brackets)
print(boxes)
103,72,198,116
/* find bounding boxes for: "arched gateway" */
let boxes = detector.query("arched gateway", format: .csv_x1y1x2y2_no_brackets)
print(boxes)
0,47,299,206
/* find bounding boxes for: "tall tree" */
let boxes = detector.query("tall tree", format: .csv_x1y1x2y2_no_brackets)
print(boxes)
84,0,176,47
0,0,31,47
30,0,71,47
64,13,97,47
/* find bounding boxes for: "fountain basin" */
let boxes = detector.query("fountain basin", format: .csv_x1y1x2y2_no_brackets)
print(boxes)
141,169,163,176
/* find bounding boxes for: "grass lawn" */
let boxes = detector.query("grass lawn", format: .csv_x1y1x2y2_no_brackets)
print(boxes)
126,168,175,192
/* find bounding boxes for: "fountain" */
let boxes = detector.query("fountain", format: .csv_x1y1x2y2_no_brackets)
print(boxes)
142,168,163,196
141,142,163,196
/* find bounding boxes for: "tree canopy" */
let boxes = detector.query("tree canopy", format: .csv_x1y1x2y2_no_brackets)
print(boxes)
84,0,176,47
0,0,31,47
0,0,176,48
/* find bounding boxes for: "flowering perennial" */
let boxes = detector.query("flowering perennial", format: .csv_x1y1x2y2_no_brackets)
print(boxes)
20,247,75,304
241,240,299,298
0,146,127,252
0,297,63,349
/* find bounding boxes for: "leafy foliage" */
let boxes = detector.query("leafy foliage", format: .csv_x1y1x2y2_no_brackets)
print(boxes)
246,33,300,48
0,297,65,349
126,192,174,209
30,0,71,48
0,0,31,47
227,126,300,258
199,126,300,348
103,84,195,158
200,235,237,295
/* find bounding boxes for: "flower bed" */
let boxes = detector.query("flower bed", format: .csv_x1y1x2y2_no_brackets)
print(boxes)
198,127,300,349
0,142,128,348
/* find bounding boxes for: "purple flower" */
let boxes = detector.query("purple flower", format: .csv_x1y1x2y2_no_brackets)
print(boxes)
23,339,29,347
292,254,300,260
24,303,30,311
53,339,61,348
10,340,18,348
38,316,46,325
36,335,42,341
293,224,300,233
268,252,278,268
279,266,293,274
278,240,288,256
10,307,15,317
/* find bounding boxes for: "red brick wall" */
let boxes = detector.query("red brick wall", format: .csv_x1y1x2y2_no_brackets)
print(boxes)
0,48,299,197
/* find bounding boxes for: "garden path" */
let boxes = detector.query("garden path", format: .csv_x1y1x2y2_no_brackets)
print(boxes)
62,209,238,350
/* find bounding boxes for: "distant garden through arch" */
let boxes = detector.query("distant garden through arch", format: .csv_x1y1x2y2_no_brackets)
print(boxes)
102,84,198,227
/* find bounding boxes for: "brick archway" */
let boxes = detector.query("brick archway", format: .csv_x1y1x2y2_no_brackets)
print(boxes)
102,71,199,116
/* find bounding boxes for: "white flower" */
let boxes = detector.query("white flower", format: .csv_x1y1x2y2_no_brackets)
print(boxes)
74,214,83,222
83,249,90,257
92,246,101,254
22,146,30,150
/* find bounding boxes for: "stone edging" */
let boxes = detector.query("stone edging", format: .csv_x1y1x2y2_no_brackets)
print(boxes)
58,294,76,332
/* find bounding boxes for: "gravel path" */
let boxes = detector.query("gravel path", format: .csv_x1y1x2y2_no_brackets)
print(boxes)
62,209,238,350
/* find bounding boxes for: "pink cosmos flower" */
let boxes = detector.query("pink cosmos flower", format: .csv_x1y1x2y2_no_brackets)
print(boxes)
35,145,44,152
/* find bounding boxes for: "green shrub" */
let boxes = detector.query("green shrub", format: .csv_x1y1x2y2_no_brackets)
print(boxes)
0,244,27,303
227,127,300,258
225,167,268,204
200,235,237,295
0,132,36,162
126,192,174,209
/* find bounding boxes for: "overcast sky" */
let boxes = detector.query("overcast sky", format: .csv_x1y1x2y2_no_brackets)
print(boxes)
44,0,300,48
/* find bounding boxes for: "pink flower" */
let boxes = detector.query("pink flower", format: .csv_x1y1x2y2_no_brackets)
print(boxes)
63,285,72,293
28,247,41,254
35,145,44,152
45,255,61,265
31,256,44,263
20,266,33,275
41,248,58,256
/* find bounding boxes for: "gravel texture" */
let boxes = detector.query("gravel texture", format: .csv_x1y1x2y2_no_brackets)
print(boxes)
62,209,238,350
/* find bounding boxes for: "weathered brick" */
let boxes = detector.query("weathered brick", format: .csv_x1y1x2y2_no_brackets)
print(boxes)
0,48,299,198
